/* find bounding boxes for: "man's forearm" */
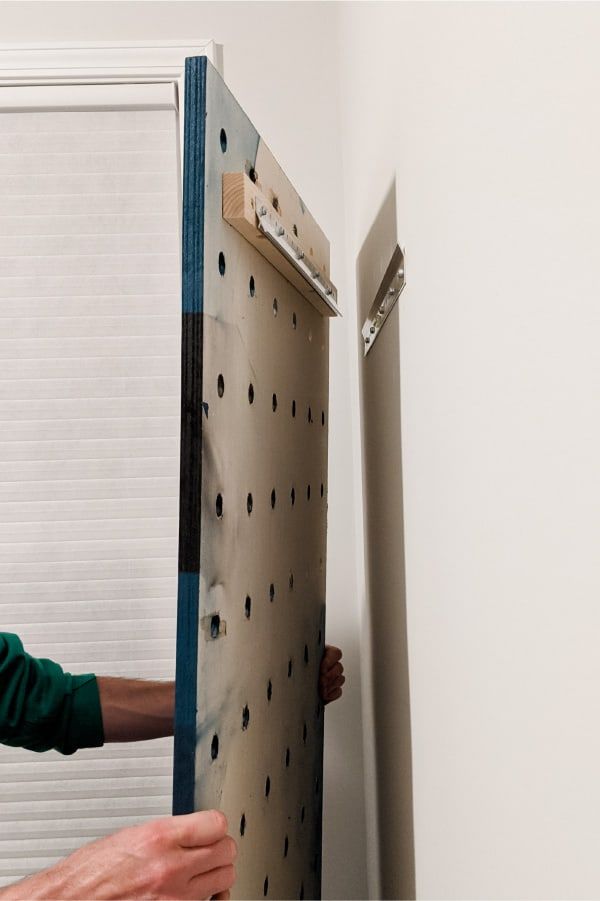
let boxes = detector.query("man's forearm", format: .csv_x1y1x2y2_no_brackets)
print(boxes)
96,677,174,742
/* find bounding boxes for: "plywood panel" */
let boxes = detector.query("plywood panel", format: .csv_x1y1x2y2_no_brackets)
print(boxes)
173,58,329,901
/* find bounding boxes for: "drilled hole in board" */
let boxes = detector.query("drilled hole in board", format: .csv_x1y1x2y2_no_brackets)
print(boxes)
302,722,307,744
289,572,294,591
210,615,220,639
285,747,291,767
216,494,223,518
292,400,296,418
293,223,298,237
292,312,297,329
273,297,278,316
264,876,269,897
320,483,324,498
265,775,271,798
249,275,256,297
271,488,276,509
269,583,275,603
267,679,273,702
211,734,219,760
290,486,296,506
300,805,306,823
272,393,278,412
218,252,226,276
242,705,250,730
240,813,246,836
245,595,252,619
284,835,289,857
288,659,293,678
308,406,313,424
322,410,326,427
220,128,227,153
249,166,258,183
217,374,225,398
307,484,311,501
247,493,253,515
304,644,309,664
248,383,255,404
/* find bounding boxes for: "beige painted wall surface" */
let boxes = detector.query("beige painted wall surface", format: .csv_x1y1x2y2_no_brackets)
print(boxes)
0,4,368,899
339,3,600,899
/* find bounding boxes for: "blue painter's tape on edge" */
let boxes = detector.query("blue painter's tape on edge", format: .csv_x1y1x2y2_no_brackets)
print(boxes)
182,55,207,315
173,570,200,814
173,54,208,815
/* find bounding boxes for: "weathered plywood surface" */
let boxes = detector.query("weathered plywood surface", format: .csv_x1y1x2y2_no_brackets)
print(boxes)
174,57,328,901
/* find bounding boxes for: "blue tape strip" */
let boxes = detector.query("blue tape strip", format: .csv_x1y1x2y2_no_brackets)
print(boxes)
173,55,207,815
173,571,200,814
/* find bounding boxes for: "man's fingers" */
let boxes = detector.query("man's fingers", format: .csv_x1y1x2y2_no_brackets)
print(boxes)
186,836,237,878
329,674,345,692
324,675,345,697
324,687,343,705
322,646,342,671
319,664,344,695
192,864,236,900
171,810,228,848
324,662,343,681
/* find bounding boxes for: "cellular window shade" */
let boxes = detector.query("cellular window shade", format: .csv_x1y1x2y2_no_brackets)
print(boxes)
0,82,181,886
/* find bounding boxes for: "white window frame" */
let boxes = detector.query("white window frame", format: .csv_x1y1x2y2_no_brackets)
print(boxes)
0,40,223,163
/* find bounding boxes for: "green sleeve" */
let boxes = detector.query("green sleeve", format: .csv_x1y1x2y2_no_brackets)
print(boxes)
0,632,105,755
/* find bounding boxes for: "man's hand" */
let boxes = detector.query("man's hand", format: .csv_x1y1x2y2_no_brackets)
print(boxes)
0,810,236,900
319,645,345,704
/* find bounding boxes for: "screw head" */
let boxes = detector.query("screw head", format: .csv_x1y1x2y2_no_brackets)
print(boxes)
370,325,376,334
365,336,370,344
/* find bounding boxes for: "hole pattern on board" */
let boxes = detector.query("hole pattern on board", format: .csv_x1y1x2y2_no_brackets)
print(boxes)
242,705,250,731
199,125,328,896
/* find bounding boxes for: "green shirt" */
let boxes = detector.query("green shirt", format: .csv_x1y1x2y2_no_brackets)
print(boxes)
0,632,104,755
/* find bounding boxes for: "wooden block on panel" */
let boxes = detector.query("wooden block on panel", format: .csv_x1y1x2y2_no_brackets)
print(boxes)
222,171,339,318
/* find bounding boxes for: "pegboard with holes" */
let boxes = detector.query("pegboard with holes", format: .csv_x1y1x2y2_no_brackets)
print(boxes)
173,57,338,901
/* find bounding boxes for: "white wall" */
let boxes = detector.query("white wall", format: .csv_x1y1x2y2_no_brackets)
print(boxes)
338,3,600,898
0,3,368,899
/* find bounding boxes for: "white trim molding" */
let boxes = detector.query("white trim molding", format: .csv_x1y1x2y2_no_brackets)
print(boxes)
0,40,222,85
0,40,222,173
